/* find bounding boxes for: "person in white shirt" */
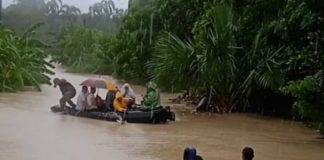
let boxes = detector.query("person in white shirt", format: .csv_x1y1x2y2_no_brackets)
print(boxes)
86,87,98,110
76,86,88,111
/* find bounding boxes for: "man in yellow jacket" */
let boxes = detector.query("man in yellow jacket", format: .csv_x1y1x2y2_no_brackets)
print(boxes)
113,92,128,112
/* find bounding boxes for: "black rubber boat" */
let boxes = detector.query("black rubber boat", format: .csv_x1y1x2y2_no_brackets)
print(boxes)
50,105,176,124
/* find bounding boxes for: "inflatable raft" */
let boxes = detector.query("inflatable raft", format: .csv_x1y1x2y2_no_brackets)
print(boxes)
50,105,175,124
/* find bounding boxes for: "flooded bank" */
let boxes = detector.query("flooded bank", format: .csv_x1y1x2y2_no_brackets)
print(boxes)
0,66,323,160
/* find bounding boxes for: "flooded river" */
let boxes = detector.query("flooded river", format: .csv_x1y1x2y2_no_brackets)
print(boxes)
0,66,323,160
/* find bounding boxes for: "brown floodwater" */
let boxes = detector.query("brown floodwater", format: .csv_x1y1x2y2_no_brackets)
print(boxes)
0,65,323,160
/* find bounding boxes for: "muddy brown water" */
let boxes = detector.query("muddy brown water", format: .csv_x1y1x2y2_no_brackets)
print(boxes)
0,66,323,160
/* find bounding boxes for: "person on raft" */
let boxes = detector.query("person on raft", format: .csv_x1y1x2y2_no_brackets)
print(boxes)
53,78,77,110
113,92,128,112
86,87,98,111
141,81,161,110
76,86,89,111
105,86,119,111
121,83,136,108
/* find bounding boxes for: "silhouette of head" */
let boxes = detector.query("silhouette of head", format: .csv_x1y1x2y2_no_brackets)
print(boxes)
115,92,123,102
82,86,88,93
53,78,60,88
90,87,96,94
242,147,254,160
183,147,196,160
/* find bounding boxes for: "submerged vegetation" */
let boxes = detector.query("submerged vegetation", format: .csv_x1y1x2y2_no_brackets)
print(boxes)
1,0,324,134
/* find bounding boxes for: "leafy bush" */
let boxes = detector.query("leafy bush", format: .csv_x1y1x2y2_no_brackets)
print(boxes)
281,71,324,121
0,23,53,92
51,25,105,73
148,6,284,113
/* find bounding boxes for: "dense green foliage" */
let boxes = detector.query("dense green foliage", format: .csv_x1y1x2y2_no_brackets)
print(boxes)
97,0,324,117
2,0,46,35
149,6,284,113
281,71,324,121
51,25,105,73
44,0,125,73
2,0,124,41
0,23,53,91
45,0,322,117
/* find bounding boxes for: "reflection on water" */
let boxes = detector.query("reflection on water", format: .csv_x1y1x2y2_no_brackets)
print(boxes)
0,66,323,160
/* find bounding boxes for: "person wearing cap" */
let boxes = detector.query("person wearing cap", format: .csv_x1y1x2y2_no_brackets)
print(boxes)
53,78,77,110
242,147,254,160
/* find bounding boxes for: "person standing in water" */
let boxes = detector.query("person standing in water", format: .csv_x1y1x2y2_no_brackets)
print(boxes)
53,78,77,110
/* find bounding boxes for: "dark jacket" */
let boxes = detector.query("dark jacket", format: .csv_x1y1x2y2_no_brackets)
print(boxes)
58,81,76,95
105,90,116,111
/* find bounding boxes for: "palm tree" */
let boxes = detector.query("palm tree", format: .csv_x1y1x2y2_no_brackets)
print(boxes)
58,5,81,22
89,0,116,17
59,5,81,16
149,5,284,113
89,2,104,16
46,0,62,16
101,0,116,17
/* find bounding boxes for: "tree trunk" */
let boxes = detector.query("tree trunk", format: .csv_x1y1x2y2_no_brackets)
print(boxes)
206,86,212,111
0,0,2,22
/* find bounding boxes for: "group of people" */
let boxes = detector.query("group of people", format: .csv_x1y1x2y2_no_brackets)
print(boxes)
75,86,100,111
183,146,254,160
53,78,161,113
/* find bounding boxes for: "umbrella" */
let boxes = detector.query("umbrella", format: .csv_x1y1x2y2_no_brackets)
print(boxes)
106,81,118,91
80,79,117,90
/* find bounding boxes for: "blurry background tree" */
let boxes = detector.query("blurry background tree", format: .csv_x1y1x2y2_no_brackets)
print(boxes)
0,0,2,21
